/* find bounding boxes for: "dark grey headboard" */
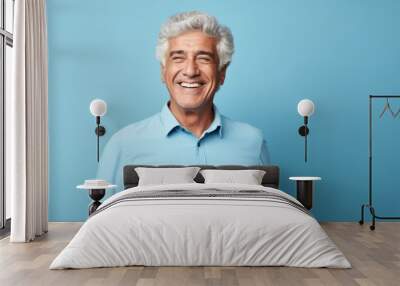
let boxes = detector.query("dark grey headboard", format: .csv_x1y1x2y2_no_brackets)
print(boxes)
123,165,279,189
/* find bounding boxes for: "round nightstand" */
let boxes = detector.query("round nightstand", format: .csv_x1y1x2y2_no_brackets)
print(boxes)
289,177,321,210
77,181,117,215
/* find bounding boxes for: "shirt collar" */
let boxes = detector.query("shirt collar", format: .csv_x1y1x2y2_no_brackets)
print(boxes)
160,102,223,138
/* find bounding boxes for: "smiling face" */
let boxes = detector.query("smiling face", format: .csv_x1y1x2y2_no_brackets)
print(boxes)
161,30,227,113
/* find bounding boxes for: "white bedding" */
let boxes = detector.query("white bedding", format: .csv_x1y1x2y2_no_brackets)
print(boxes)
50,183,351,269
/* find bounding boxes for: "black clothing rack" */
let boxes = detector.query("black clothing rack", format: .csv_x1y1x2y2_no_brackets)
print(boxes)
359,95,400,230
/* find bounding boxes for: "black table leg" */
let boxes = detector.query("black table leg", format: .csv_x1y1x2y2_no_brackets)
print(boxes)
296,181,313,210
88,189,105,215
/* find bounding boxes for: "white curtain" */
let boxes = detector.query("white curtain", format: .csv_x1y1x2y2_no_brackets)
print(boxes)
9,0,49,242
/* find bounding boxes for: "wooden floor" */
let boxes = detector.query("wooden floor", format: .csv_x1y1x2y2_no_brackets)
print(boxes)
0,222,399,286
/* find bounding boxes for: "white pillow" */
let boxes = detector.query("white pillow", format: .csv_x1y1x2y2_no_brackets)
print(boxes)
135,167,200,186
200,169,266,185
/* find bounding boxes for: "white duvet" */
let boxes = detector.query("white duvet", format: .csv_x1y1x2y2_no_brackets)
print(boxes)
50,183,351,269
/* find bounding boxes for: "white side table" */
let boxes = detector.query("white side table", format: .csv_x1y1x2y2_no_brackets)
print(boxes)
289,177,321,210
77,181,117,215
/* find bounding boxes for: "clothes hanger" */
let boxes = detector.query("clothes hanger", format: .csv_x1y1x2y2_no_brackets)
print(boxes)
379,98,396,118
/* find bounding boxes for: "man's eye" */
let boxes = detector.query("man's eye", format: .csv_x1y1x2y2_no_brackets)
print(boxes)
198,57,211,62
172,57,184,61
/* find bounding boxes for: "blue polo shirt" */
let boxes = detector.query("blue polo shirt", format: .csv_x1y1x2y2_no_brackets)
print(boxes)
96,103,270,191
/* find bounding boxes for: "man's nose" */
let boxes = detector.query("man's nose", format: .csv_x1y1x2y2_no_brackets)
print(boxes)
182,59,200,77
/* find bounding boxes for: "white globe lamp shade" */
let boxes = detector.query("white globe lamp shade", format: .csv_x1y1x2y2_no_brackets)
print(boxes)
297,99,315,117
90,99,107,117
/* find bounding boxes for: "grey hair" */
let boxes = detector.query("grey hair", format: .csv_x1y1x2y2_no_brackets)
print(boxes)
156,11,234,70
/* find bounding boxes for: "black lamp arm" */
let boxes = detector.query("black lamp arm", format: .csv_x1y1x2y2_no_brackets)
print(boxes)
298,116,310,162
298,118,309,136
94,116,106,162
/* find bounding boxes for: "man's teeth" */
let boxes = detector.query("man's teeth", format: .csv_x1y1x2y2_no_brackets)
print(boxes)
180,82,202,88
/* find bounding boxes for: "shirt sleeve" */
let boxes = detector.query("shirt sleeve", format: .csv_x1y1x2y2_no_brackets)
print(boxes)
96,135,122,191
260,139,270,164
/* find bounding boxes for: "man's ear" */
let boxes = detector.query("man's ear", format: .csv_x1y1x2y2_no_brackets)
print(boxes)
160,64,166,83
219,64,228,86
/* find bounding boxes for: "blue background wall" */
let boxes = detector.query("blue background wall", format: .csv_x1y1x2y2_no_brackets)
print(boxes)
47,0,400,222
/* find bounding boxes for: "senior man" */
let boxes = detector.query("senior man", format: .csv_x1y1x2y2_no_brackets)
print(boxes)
97,11,270,189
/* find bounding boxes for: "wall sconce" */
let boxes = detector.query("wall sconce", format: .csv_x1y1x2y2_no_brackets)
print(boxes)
297,99,315,162
90,99,107,162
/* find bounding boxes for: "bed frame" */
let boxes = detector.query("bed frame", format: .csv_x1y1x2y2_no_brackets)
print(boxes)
123,165,280,189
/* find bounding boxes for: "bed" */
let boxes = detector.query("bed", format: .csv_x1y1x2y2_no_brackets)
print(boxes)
50,165,351,269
